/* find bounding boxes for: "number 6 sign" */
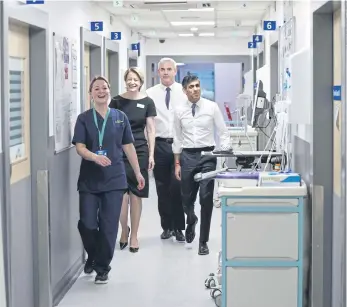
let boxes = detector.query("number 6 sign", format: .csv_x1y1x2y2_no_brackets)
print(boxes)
263,21,276,31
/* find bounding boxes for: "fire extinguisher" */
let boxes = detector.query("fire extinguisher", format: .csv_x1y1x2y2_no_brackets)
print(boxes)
224,102,233,126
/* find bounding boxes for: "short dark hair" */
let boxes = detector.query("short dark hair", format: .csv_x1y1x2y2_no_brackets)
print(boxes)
182,74,199,89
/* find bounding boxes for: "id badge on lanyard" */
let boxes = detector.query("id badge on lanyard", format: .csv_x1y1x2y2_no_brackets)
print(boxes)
93,108,110,156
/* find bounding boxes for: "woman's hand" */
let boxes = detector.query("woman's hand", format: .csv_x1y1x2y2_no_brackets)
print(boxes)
94,154,111,167
135,172,145,190
148,155,155,171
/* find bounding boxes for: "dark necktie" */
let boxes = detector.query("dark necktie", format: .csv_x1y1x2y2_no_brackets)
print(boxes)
165,87,171,109
192,103,196,117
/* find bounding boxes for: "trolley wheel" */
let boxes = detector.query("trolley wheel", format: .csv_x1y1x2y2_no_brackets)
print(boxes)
210,288,221,299
214,199,221,208
214,292,222,307
208,278,216,288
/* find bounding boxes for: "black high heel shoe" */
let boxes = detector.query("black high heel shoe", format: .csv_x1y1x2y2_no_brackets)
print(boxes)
129,237,139,253
129,247,139,253
119,226,130,250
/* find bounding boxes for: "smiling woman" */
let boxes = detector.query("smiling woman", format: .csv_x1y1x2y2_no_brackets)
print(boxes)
109,68,157,253
72,76,144,284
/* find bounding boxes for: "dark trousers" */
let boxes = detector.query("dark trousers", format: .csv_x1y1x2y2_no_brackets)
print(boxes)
78,190,123,274
180,149,217,243
153,139,185,231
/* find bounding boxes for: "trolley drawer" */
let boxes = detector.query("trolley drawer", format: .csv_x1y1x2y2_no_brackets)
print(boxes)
226,267,298,307
225,212,298,260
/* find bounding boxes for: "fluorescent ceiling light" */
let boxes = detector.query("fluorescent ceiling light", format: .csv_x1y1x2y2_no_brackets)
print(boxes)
171,21,214,26
176,63,185,66
190,27,198,31
164,8,214,12
178,33,194,37
199,32,215,37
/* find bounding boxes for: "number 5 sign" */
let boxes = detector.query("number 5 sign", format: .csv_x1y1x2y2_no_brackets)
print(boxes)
263,20,276,31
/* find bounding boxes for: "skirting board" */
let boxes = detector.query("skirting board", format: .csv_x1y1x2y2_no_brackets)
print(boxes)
53,256,84,306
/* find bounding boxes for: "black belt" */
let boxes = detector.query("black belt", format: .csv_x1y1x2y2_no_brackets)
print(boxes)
183,146,214,153
156,137,173,144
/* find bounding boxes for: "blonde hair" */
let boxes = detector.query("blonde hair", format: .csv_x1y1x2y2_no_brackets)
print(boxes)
124,67,144,90
89,75,110,93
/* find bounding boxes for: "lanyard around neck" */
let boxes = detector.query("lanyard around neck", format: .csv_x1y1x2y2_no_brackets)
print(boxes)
92,108,110,150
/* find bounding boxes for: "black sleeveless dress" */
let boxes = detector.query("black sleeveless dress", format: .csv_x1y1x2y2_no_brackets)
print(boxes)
109,95,157,198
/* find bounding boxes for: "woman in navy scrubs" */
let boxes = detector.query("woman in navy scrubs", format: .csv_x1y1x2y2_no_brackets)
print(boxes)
72,76,145,284
110,68,156,253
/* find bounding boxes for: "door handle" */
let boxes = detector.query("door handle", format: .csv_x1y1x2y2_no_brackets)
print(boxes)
10,163,12,177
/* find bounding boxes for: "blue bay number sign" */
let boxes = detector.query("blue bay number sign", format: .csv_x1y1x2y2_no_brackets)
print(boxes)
248,42,256,49
91,21,103,32
111,32,122,40
26,0,45,3
253,35,263,43
131,43,139,51
263,20,276,31
333,85,341,101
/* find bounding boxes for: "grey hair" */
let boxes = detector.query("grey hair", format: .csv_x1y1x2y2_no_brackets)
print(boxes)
157,57,177,69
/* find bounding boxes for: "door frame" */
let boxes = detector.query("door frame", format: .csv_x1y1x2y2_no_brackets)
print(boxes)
103,37,119,97
79,27,102,113
0,2,51,307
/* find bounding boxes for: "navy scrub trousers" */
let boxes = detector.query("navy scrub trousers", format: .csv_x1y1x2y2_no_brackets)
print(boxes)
72,107,134,274
78,191,123,273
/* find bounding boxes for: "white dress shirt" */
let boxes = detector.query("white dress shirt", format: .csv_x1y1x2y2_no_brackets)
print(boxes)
146,82,187,138
172,98,231,154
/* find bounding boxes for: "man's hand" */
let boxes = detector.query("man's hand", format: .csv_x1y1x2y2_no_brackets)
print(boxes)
148,155,155,171
136,172,145,190
175,164,181,181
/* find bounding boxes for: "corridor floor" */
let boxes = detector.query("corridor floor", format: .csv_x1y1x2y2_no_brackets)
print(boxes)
58,178,222,307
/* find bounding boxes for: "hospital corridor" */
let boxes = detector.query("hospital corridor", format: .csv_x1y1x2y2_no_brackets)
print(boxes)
0,1,346,307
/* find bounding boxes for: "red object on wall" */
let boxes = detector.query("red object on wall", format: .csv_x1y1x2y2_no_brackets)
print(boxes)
224,102,233,126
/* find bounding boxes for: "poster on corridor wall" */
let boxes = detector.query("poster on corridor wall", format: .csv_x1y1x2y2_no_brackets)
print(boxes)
53,32,78,153
279,17,295,101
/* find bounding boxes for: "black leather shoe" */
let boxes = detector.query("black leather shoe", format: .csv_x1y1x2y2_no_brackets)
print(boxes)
185,216,198,244
174,230,185,243
84,259,95,274
160,229,173,239
198,242,209,255
119,226,130,250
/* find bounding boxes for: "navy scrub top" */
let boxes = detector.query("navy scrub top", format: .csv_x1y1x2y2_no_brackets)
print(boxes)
72,108,134,194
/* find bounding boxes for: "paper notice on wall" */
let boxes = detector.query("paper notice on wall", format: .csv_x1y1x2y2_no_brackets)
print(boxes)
334,105,340,130
53,33,78,153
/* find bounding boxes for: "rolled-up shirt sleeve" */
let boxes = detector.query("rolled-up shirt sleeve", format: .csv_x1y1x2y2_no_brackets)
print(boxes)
213,103,231,150
172,110,183,154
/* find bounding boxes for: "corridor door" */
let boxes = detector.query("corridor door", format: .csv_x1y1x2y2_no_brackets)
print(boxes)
9,23,30,184
8,21,34,307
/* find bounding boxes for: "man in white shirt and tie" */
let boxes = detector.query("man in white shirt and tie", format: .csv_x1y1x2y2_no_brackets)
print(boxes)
173,74,231,255
146,58,186,242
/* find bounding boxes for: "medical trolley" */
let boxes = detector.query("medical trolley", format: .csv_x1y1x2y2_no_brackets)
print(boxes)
218,181,307,307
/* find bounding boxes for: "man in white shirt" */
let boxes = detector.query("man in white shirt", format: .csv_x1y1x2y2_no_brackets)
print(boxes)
173,74,231,255
146,58,186,242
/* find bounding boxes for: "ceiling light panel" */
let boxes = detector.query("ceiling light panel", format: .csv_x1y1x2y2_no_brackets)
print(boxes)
178,33,194,37
171,21,214,26
198,32,215,37
163,8,214,12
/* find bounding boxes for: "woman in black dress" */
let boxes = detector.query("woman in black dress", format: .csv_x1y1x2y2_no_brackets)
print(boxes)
109,67,156,253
